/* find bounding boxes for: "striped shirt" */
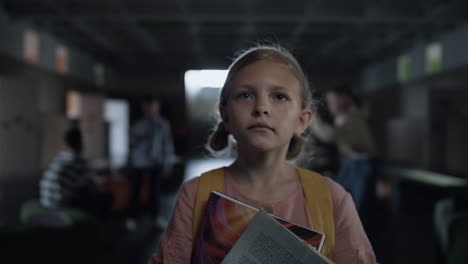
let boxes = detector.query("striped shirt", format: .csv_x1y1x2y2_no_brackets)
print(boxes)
40,151,94,209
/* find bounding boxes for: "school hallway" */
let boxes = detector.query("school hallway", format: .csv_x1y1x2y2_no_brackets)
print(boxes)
0,157,461,264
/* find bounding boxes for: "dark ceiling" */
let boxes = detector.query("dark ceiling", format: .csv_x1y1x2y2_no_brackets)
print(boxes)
2,0,468,74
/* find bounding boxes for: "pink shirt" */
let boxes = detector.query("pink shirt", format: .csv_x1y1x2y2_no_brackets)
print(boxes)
149,171,376,264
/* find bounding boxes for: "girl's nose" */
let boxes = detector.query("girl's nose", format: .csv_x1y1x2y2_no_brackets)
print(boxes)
253,109,269,117
252,98,270,117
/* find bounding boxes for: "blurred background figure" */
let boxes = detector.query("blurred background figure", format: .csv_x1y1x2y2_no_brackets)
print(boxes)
306,90,340,177
312,84,377,214
433,186,468,264
40,124,114,218
127,98,175,230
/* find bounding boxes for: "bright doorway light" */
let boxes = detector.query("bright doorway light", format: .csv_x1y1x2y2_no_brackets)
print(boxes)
104,99,129,169
184,70,228,100
184,69,228,156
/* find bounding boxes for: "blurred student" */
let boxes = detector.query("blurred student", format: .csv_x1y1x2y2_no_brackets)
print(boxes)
324,85,377,212
307,90,340,177
128,98,175,229
40,126,113,216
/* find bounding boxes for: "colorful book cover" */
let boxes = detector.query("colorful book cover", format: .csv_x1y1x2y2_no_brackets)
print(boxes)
191,191,326,264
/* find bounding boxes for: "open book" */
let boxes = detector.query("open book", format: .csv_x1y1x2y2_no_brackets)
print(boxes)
222,210,334,264
191,191,326,264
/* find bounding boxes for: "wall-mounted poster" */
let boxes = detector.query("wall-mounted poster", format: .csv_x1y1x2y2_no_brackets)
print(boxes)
425,42,443,74
55,44,69,74
397,54,411,82
23,29,40,64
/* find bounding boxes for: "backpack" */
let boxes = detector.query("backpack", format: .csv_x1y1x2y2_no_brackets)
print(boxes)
192,167,335,259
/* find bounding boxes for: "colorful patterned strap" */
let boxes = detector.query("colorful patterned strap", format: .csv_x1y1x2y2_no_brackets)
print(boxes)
192,167,225,238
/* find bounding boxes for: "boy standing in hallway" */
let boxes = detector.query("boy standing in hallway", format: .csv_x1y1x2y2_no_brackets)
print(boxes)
128,98,175,230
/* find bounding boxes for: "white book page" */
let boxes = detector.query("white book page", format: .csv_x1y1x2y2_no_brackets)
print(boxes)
221,211,334,264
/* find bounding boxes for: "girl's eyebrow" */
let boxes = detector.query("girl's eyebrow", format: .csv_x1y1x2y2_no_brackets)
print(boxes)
236,83,290,92
267,85,295,96
270,85,289,92
235,84,256,91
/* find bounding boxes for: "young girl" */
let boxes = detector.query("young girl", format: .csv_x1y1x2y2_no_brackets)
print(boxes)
149,45,376,264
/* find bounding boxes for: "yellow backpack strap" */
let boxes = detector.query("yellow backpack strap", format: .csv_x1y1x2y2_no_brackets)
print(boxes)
192,167,225,238
297,168,335,260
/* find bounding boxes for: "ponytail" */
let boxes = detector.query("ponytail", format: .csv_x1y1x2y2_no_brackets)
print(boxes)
286,135,305,160
208,122,230,152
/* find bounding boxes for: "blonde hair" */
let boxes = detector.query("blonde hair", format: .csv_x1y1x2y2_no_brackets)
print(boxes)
207,45,314,160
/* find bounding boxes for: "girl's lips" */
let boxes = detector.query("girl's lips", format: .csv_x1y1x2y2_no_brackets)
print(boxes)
248,123,274,131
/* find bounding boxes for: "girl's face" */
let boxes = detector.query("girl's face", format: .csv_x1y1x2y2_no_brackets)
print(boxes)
221,60,312,155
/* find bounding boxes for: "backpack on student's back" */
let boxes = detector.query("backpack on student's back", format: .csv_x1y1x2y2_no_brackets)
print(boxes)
192,167,336,259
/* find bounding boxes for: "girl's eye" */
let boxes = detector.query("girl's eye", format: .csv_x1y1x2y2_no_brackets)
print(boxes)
275,94,288,101
237,92,252,99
